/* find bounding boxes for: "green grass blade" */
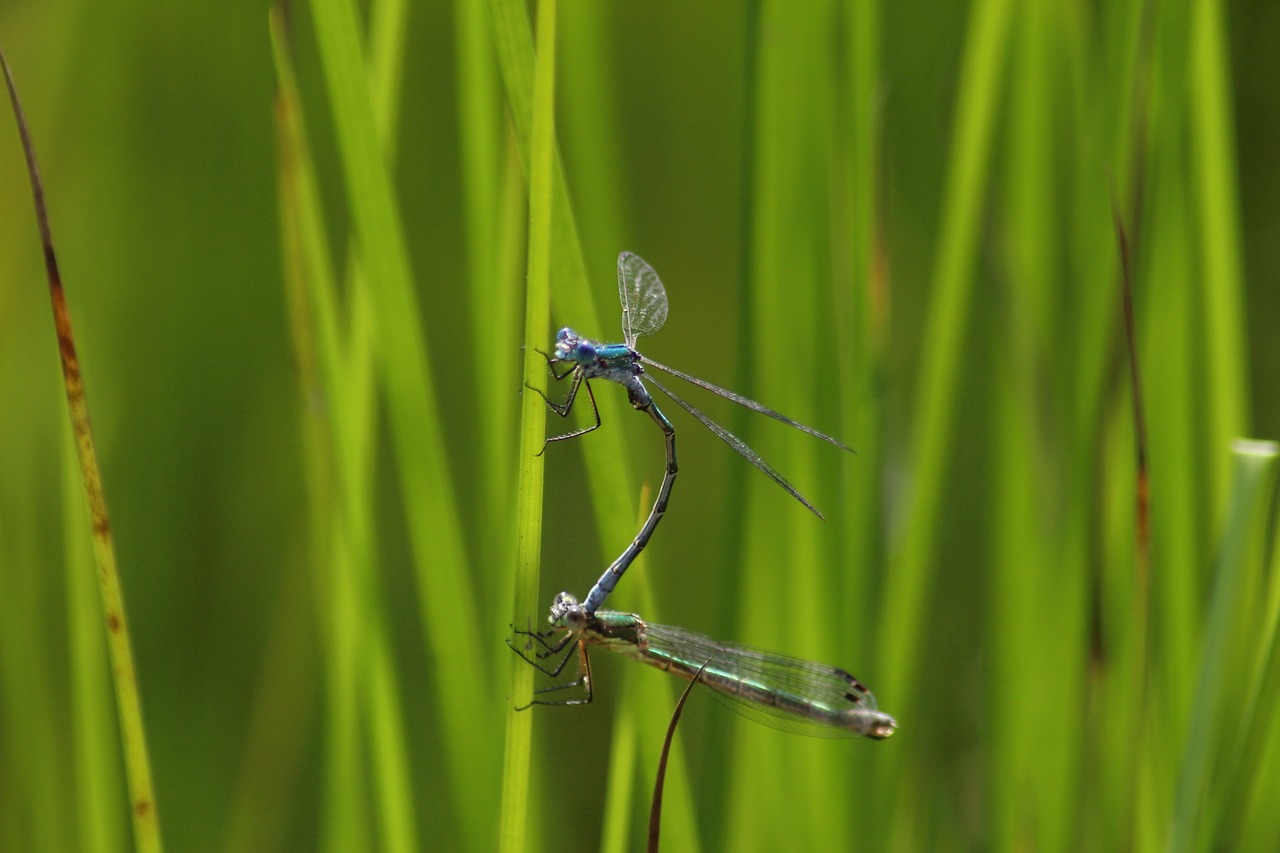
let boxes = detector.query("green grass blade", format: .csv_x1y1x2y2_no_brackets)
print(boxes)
454,0,519,575
878,0,1013,682
1169,439,1279,853
873,0,1014,842
485,0,652,625
269,18,368,849
498,0,558,849
730,3,876,847
63,429,125,853
1213,442,1280,847
305,0,501,849
1188,0,1249,501
487,3,689,844
599,689,640,853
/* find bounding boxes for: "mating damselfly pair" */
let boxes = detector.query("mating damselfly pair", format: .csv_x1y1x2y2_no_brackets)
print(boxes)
515,252,894,740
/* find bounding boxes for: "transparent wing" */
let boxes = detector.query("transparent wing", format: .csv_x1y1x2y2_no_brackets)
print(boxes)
617,251,669,347
641,622,895,739
641,356,854,453
642,372,825,519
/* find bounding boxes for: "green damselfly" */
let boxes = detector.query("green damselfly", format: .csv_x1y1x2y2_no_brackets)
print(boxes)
511,592,896,739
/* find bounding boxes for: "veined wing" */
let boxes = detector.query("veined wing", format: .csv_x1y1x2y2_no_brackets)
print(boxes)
643,372,825,519
641,621,895,739
617,251,669,347
641,356,854,453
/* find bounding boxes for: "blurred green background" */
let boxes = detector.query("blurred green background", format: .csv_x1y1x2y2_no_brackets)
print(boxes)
3,0,1280,850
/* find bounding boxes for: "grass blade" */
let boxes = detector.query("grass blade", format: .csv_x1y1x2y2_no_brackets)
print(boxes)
647,661,708,853
1169,440,1279,852
2,49,164,853
498,0,558,849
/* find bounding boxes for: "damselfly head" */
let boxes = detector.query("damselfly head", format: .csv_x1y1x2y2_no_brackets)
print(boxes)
549,591,577,622
553,327,583,361
549,592,587,631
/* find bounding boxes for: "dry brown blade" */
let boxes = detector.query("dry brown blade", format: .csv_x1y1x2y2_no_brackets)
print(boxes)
1,50,164,851
1112,195,1150,570
647,659,710,853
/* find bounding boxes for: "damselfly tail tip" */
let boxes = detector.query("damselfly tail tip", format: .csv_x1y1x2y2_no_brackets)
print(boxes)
867,714,897,740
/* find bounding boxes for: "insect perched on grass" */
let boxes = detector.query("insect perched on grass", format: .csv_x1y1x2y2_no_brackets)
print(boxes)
511,592,896,740
530,252,854,614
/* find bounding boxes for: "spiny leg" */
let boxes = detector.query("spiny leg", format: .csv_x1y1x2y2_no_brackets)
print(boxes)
523,370,578,415
524,351,578,414
508,626,577,677
530,345,575,379
515,642,595,709
510,617,568,651
528,372,603,449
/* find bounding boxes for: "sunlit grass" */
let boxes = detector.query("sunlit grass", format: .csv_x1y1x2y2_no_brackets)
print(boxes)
2,0,1279,850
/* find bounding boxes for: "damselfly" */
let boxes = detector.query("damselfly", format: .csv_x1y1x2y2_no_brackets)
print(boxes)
510,592,896,739
530,252,853,614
